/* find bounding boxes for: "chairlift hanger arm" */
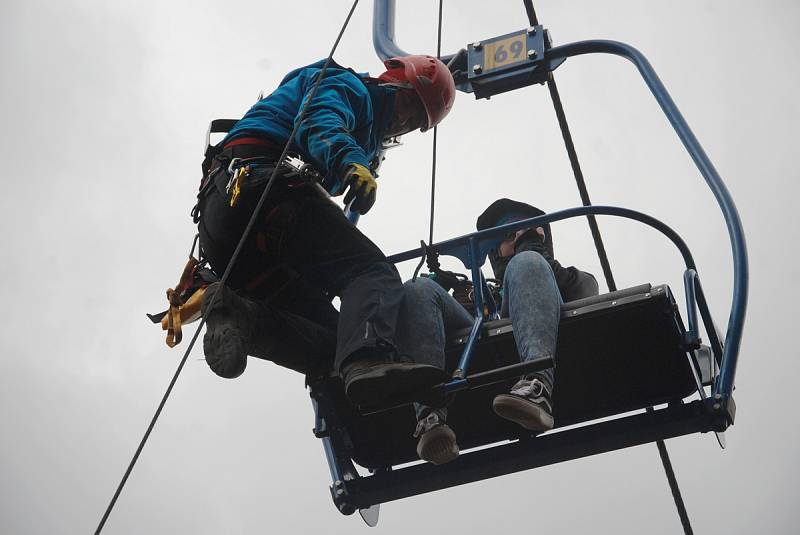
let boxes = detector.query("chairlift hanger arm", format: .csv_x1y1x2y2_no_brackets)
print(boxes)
373,0,456,64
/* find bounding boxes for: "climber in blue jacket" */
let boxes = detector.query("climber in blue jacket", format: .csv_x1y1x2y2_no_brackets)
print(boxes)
194,56,457,407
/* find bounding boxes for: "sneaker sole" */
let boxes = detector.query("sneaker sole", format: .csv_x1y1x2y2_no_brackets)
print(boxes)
345,364,446,407
492,394,554,432
417,424,459,465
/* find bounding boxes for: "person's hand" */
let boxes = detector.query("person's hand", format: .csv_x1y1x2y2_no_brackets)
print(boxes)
498,226,546,257
513,227,547,255
342,163,377,215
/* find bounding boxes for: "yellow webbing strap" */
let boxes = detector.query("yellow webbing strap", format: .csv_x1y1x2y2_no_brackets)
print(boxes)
162,257,207,348
165,288,184,348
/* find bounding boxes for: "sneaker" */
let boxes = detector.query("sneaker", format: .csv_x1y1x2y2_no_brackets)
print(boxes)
415,411,459,465
202,282,254,379
342,356,446,407
492,376,554,432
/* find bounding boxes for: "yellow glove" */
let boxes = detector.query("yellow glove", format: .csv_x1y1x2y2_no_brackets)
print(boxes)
342,163,377,215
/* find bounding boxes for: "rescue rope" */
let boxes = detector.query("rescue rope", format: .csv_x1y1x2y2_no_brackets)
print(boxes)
93,1,361,532
522,2,693,533
427,0,444,245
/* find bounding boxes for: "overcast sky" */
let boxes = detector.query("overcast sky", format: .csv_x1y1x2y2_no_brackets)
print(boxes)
1,0,798,533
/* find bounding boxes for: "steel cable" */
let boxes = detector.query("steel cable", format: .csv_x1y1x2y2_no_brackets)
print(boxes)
93,1,361,532
522,1,693,534
428,0,444,246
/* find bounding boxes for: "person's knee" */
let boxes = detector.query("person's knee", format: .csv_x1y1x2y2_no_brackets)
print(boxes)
347,260,401,289
403,276,442,306
505,250,551,281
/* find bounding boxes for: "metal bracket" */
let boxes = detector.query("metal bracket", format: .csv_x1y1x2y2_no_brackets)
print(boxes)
359,504,380,527
310,387,361,515
710,393,736,430
466,26,565,99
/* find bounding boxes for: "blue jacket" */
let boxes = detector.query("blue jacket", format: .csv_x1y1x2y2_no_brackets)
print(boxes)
224,59,396,195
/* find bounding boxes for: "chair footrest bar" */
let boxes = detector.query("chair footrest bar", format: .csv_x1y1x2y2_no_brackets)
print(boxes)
358,357,554,415
343,399,716,510
462,355,554,389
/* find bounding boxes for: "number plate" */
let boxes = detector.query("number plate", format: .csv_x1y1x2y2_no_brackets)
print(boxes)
483,34,527,71
467,27,544,79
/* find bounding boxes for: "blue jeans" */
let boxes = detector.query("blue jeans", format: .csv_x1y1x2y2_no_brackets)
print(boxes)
397,251,562,421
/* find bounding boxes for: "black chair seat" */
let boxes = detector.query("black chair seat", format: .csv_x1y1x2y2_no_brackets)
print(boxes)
324,283,698,469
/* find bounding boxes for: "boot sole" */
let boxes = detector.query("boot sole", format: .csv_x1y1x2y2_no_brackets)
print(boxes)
417,424,459,465
203,324,247,379
493,394,554,432
345,364,447,407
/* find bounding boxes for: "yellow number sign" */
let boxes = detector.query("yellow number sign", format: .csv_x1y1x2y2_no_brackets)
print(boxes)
484,34,526,72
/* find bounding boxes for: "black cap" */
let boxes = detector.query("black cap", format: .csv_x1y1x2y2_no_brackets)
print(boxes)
476,198,554,257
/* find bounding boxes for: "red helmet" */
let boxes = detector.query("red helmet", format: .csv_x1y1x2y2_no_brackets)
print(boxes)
378,55,456,131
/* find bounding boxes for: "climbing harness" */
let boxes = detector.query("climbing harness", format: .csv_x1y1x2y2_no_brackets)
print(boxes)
158,147,328,348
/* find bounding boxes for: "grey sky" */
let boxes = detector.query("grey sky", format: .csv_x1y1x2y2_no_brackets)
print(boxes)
1,0,797,533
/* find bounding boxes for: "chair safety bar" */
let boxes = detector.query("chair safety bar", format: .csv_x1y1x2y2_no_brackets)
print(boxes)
358,354,554,416
387,206,712,388
375,0,747,400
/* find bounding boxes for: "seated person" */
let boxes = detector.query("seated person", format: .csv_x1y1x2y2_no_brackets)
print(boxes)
396,198,599,464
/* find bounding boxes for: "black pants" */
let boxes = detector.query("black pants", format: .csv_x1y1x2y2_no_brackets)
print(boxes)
197,153,403,375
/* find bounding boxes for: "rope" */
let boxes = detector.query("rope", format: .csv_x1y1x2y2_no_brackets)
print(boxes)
522,2,692,533
546,79,617,292
93,2,361,532
653,409,695,534
523,0,539,25
427,0,444,246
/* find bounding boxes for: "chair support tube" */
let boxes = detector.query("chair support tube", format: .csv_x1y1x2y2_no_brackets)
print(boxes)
543,40,747,398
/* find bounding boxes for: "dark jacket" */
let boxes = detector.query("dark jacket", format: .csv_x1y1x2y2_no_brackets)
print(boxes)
494,232,599,302
477,198,599,302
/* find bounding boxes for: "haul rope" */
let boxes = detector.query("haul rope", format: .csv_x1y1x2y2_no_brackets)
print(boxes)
427,0,444,245
522,1,693,533
94,1,361,532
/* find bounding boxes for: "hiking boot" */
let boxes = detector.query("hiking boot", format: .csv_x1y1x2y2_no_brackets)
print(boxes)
492,376,554,432
414,410,459,465
202,282,255,379
342,356,447,407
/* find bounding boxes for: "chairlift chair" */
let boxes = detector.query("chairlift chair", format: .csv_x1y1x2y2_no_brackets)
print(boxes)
307,0,747,527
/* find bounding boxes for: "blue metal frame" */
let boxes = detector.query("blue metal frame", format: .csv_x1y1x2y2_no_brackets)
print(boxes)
374,0,747,400
372,0,456,66
339,397,720,511
547,41,748,401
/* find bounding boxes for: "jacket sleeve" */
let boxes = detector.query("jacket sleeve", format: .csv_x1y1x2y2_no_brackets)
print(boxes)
557,265,600,302
293,70,373,195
